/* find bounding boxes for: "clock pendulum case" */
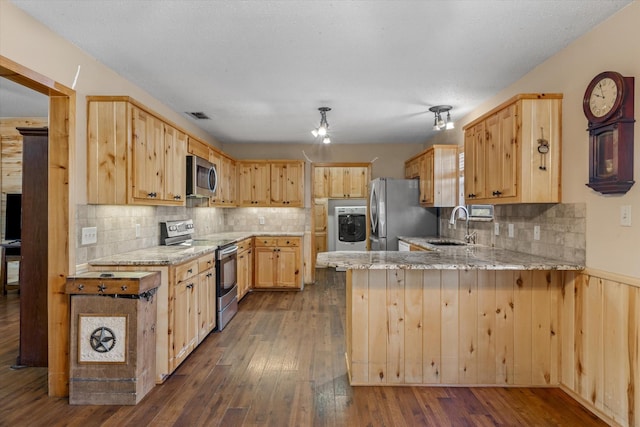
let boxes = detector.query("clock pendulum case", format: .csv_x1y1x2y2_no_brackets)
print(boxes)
583,71,635,194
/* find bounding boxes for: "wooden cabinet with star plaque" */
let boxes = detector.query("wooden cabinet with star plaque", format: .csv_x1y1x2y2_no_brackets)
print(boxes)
584,71,635,194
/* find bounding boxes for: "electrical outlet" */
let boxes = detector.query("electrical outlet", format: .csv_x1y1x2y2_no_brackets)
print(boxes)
621,205,632,227
135,223,141,238
494,223,500,236
533,225,541,241
508,223,515,238
81,226,97,245
259,216,265,225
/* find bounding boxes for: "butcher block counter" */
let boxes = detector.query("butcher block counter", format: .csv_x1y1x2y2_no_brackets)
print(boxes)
316,242,583,387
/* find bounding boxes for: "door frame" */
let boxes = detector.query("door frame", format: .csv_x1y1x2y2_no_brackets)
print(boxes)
1,55,74,397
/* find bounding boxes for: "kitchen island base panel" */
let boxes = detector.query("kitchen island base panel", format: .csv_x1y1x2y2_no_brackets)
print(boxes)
345,268,562,387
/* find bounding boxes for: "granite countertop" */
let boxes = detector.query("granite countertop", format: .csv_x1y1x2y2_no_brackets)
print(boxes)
316,236,584,271
89,230,304,267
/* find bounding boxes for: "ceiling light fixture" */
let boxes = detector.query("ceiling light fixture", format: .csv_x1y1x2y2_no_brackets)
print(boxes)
429,105,454,131
311,107,332,144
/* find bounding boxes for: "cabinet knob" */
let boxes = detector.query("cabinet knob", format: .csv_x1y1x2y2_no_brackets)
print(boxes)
187,283,194,289
174,195,182,200
187,268,193,274
492,190,502,196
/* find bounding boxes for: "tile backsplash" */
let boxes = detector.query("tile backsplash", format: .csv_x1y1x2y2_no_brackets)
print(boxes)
440,203,586,264
75,204,307,266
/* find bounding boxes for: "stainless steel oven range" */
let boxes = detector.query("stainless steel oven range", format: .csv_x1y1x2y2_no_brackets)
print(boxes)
215,242,238,331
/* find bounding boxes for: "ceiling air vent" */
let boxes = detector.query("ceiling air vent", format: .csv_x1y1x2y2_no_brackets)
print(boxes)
186,111,210,120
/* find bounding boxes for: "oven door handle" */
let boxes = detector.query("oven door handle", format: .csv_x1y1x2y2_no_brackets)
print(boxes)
219,245,238,257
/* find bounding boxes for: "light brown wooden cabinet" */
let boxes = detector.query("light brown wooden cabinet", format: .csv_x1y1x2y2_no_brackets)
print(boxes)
254,236,302,289
313,164,370,199
237,160,304,207
404,145,458,207
313,199,328,263
197,254,216,341
172,259,199,370
236,238,253,301
270,161,304,206
87,97,186,206
463,93,562,205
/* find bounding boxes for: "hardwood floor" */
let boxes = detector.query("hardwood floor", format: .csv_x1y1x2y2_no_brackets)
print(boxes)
0,269,606,426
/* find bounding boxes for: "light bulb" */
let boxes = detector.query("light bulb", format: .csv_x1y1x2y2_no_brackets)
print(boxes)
311,129,319,137
446,121,455,130
323,136,331,144
318,125,327,136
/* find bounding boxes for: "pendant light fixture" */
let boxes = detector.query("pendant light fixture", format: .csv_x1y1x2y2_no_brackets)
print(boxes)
429,105,454,131
311,107,332,144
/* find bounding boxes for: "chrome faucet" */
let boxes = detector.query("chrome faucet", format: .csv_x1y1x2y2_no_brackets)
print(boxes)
449,205,477,244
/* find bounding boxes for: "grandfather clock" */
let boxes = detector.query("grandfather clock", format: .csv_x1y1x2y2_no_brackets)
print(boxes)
16,127,48,367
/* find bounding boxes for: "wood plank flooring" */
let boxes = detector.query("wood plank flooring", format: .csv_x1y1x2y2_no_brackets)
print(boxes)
0,269,607,426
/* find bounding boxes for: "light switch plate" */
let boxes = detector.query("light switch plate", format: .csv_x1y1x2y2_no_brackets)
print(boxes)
135,224,141,238
621,205,632,227
508,223,514,238
81,226,97,245
533,225,540,241
259,216,265,225
494,223,500,236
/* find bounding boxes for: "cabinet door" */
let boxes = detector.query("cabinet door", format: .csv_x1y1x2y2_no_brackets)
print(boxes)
405,157,420,179
313,166,329,198
276,246,300,288
164,125,187,204
270,162,303,206
132,107,165,202
464,122,487,201
196,270,209,343
237,249,248,300
496,104,518,198
328,167,346,198
238,162,270,206
224,156,236,205
254,247,276,288
173,279,197,368
345,167,369,198
486,105,517,199
420,151,434,206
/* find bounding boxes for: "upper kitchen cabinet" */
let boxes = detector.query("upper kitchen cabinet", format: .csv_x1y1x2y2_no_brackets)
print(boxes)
237,160,304,207
404,145,458,207
313,163,370,199
187,137,237,207
463,93,562,205
87,96,186,206
270,161,304,206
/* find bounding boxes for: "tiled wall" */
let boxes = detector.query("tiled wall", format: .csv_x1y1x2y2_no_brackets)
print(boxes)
74,204,307,266
440,203,586,264
224,207,308,232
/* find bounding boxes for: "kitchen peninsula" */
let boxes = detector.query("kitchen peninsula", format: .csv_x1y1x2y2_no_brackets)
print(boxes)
316,241,583,387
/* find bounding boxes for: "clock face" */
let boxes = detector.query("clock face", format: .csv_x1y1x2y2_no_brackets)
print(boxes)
589,77,619,118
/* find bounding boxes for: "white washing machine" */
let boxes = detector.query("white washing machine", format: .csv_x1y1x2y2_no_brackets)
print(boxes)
335,206,367,251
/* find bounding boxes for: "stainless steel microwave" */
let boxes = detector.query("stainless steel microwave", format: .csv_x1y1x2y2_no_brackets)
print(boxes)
186,155,218,198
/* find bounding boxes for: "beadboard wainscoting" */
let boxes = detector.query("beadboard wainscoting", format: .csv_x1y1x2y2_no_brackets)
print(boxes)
560,269,639,427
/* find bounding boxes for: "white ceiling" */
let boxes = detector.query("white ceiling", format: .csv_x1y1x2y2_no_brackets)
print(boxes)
2,0,632,144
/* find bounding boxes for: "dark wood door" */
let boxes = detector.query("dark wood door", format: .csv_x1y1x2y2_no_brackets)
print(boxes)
16,127,48,367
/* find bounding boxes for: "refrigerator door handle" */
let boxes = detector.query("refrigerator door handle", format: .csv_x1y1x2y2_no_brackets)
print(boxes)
369,183,377,233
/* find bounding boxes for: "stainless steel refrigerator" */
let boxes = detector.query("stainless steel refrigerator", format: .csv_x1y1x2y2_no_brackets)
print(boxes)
369,178,437,250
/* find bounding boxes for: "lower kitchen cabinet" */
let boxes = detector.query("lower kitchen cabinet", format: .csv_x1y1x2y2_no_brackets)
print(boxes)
89,250,217,384
197,253,216,342
254,236,302,289
236,238,253,300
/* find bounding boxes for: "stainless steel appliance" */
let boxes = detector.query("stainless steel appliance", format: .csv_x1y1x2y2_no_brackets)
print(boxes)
369,178,437,250
335,206,367,251
186,155,218,198
160,219,194,246
216,243,238,331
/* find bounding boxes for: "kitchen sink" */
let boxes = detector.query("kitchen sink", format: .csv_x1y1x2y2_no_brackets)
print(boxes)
425,240,467,246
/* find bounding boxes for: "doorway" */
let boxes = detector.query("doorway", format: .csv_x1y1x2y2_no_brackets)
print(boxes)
0,55,74,397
